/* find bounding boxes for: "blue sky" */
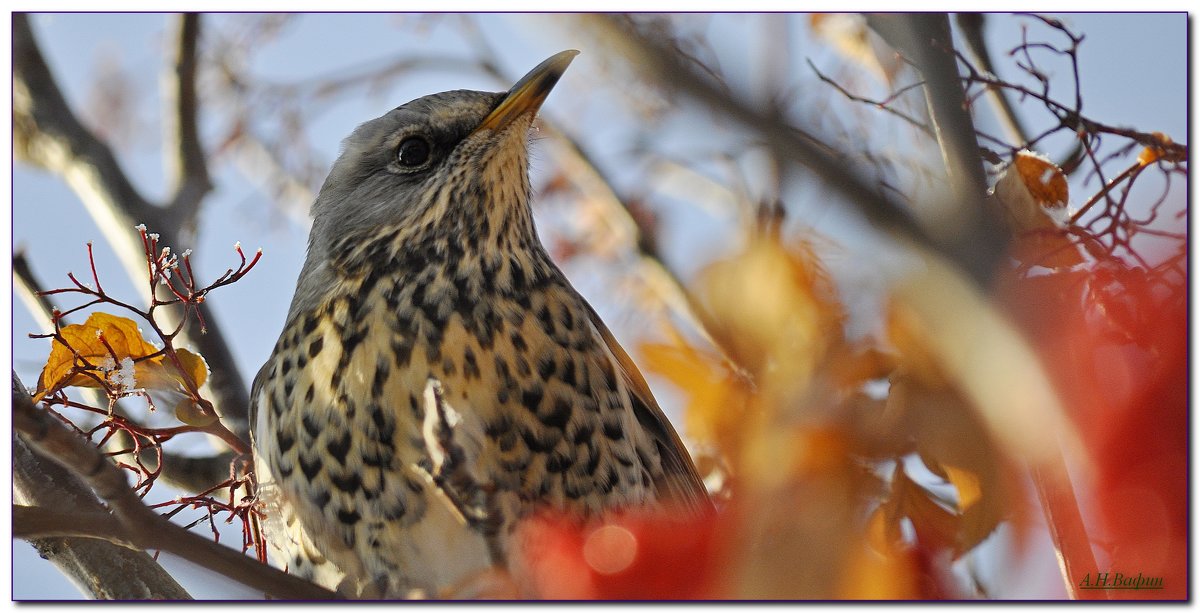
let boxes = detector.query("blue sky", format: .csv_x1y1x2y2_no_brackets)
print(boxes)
10,12,1187,599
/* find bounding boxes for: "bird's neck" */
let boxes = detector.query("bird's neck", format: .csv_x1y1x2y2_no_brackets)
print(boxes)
321,176,555,297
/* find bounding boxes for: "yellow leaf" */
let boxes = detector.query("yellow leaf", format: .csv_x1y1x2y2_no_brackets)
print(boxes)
37,313,154,399
174,398,218,427
138,348,209,391
35,312,208,401
639,336,746,453
695,237,844,383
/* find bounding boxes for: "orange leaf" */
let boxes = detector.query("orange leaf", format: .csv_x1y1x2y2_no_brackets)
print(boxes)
35,312,208,401
837,544,921,599
942,464,982,513
1013,150,1068,209
870,465,960,556
991,150,1069,233
639,337,745,452
37,312,157,399
1137,132,1175,166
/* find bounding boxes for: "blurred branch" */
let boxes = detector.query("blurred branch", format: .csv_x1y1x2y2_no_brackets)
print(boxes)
584,14,1006,287
545,124,745,376
1031,455,1105,600
13,13,250,437
869,14,988,196
14,379,192,599
13,375,339,600
866,13,1008,280
806,59,933,137
13,13,163,245
954,13,1029,145
13,250,58,333
165,13,213,233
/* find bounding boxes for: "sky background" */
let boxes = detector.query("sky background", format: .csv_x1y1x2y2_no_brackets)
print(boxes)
9,12,1188,600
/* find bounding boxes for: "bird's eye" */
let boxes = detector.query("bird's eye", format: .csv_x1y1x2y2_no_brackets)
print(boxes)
396,137,431,168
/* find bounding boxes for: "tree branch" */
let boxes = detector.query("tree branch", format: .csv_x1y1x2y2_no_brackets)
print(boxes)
164,13,213,232
14,13,250,436
15,249,241,494
866,13,1009,283
14,376,340,600
14,376,192,599
13,13,162,255
1030,456,1105,600
954,13,1030,146
14,505,137,548
13,249,58,334
583,14,1006,287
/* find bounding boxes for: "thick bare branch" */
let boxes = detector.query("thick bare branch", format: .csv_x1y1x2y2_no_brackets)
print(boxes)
14,376,192,599
165,13,213,230
14,444,192,599
14,505,136,548
13,377,340,600
866,13,1009,281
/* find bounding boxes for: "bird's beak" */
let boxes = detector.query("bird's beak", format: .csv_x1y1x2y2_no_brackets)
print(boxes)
472,50,579,135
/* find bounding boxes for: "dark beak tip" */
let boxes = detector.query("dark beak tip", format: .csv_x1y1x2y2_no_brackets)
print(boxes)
517,49,580,90
474,50,581,135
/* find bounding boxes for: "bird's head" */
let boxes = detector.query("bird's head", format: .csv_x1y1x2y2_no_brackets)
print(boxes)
307,50,579,259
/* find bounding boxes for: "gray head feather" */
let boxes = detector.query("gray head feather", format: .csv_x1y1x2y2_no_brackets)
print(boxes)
286,89,508,321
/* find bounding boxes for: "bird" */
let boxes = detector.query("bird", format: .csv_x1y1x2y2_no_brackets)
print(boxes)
249,50,711,599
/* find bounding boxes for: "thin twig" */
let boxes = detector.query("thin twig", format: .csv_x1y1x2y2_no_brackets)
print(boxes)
583,14,1006,287
14,14,252,434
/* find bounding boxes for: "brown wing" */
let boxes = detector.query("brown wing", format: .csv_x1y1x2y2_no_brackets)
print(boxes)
584,305,713,515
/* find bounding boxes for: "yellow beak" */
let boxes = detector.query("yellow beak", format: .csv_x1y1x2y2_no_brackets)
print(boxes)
472,50,579,135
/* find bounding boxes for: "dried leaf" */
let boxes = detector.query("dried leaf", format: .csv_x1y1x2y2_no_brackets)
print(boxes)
35,312,208,402
991,150,1070,232
143,347,211,391
1012,150,1069,209
174,397,218,427
1010,229,1086,270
